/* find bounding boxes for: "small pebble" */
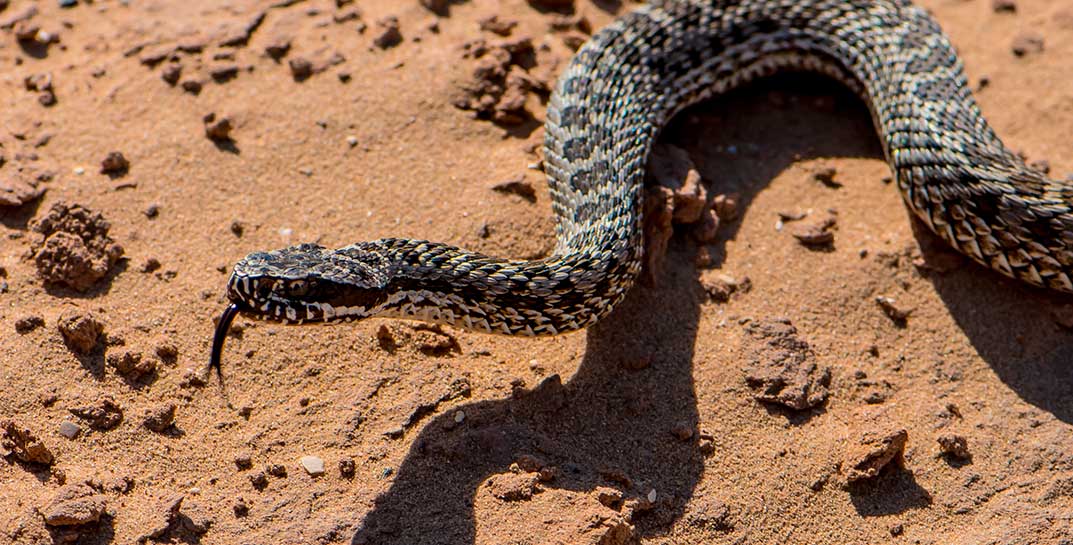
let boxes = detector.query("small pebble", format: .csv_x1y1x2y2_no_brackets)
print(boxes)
876,296,913,322
204,113,233,141
289,57,313,81
233,498,250,517
161,64,182,85
346,135,358,147
58,421,80,439
100,151,129,175
234,454,253,470
454,411,465,424
300,455,325,476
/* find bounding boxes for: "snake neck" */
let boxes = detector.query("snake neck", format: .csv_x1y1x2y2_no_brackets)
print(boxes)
366,238,641,335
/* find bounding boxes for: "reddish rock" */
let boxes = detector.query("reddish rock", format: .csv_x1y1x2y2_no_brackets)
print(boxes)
1,420,54,465
844,428,908,482
40,484,107,526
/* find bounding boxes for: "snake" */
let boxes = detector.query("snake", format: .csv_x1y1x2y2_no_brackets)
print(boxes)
211,0,1073,370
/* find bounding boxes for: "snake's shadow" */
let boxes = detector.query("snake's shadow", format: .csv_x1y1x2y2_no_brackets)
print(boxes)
350,72,919,544
672,73,1073,430
913,220,1073,425
351,245,705,544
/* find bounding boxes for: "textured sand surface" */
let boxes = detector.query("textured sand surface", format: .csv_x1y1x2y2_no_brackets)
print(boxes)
2,0,1072,544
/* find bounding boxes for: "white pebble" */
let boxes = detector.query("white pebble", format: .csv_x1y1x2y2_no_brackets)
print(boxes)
454,411,465,423
279,227,293,238
346,136,359,147
58,421,80,439
73,167,85,175
300,455,325,476
647,489,657,503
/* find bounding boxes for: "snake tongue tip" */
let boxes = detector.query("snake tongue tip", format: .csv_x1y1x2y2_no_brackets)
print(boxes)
210,303,242,375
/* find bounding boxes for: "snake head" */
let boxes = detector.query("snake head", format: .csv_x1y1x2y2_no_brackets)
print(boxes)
226,241,396,324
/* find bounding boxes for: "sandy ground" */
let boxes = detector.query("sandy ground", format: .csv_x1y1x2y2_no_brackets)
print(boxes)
2,0,1073,544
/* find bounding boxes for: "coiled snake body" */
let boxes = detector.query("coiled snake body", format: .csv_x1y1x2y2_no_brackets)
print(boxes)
212,0,1072,368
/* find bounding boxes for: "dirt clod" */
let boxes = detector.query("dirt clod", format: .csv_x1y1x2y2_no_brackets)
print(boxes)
137,494,183,541
30,202,124,291
372,16,402,49
108,348,155,380
41,484,108,526
339,458,356,478
742,319,831,411
15,315,45,334
791,216,837,248
0,166,48,206
844,428,908,482
181,80,203,94
69,396,123,430
937,434,971,460
486,472,539,501
142,402,177,432
57,311,104,355
701,272,750,302
1,420,55,465
249,471,268,490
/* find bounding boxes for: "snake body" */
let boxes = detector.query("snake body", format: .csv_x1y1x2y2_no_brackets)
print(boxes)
212,0,1072,368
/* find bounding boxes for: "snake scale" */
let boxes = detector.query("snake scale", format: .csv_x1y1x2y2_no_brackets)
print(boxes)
211,0,1072,369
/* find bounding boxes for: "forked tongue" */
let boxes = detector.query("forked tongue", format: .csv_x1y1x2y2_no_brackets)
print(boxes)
210,303,242,375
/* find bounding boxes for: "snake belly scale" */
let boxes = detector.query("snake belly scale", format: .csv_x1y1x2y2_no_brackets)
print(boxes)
211,0,1072,369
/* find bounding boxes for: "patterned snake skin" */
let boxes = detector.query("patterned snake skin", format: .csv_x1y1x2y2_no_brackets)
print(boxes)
211,0,1072,368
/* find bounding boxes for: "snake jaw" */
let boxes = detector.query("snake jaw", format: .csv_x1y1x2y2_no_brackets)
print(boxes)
210,302,243,374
